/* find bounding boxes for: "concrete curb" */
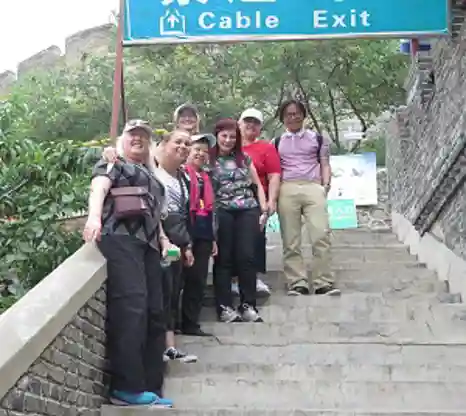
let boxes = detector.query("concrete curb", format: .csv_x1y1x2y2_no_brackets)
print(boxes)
0,243,106,399
391,211,466,300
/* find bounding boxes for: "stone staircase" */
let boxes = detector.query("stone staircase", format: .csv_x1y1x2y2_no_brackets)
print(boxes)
102,229,466,415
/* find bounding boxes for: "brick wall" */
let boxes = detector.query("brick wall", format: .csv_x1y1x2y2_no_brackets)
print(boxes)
387,11,466,261
0,287,108,416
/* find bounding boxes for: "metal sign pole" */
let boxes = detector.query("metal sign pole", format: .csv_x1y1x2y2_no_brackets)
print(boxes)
110,0,125,141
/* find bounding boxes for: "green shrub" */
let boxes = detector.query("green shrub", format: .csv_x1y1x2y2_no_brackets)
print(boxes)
0,98,100,312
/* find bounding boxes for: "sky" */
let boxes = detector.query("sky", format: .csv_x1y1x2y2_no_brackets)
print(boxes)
0,0,119,73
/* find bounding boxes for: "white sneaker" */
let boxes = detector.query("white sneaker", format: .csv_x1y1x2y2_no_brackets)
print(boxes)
163,347,198,363
219,306,242,323
256,277,271,294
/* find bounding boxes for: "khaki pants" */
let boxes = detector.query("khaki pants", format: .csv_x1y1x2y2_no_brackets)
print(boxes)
278,181,333,290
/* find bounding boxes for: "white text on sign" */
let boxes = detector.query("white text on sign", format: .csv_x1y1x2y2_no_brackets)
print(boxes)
313,9,371,28
199,11,279,30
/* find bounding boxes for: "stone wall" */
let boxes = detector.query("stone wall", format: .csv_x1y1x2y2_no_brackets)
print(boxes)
65,25,114,66
387,4,466,297
0,24,113,93
0,287,107,416
0,245,107,416
0,71,16,97
17,46,63,78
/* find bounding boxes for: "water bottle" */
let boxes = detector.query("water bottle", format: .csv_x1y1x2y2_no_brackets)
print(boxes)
161,246,181,268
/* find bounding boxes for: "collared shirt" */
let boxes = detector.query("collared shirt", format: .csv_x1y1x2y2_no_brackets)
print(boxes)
277,129,329,182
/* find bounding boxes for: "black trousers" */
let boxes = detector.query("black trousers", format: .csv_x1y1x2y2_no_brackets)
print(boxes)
181,239,213,330
254,227,267,274
213,208,259,314
98,234,166,395
162,260,183,332
232,222,267,277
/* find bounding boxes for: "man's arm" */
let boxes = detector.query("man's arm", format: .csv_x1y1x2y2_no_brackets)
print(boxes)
319,138,331,193
264,143,281,214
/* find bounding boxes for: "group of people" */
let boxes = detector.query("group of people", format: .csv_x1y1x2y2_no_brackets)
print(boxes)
82,99,338,408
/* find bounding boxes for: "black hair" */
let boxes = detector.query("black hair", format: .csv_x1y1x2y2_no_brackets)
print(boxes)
278,99,307,123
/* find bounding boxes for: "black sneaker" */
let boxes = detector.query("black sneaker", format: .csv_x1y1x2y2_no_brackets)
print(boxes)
163,347,198,363
287,286,310,296
315,286,341,296
181,326,212,337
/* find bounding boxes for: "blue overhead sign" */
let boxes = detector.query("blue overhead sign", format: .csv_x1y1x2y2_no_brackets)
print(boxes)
123,0,450,45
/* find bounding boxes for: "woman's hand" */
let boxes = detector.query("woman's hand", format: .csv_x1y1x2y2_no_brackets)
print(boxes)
160,237,177,259
211,241,218,257
102,146,118,163
267,199,277,216
183,247,195,267
259,212,268,231
83,216,102,242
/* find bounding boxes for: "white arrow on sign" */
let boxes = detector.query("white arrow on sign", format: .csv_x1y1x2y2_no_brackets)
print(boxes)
167,14,180,27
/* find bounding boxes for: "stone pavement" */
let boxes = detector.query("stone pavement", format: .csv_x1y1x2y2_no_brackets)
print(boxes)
102,229,466,415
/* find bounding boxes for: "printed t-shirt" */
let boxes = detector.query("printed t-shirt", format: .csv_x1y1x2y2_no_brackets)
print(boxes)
211,154,258,210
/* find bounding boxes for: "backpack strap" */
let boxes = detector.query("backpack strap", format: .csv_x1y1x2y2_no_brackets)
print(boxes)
316,134,323,164
272,136,281,152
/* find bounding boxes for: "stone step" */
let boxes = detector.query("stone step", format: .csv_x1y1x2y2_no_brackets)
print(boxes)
210,268,441,288
199,297,464,324
101,406,466,416
202,268,445,307
221,292,461,308
209,265,432,284
269,229,399,245
166,360,466,383
160,377,466,410
202,284,445,308
265,247,417,264
176,318,466,345
168,343,466,370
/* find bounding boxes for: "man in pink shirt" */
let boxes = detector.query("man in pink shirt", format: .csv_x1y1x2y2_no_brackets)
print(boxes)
274,99,339,296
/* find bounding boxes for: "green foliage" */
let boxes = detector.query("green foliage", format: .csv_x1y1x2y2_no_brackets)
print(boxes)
357,136,387,166
127,40,408,144
0,98,100,311
5,41,407,147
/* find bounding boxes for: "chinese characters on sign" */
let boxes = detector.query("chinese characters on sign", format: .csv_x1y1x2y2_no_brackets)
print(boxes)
123,0,449,44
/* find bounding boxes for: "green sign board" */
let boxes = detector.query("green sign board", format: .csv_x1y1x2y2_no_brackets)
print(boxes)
327,199,358,229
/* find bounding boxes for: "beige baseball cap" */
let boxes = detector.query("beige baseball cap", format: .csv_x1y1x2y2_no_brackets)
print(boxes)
123,119,153,137
173,103,199,121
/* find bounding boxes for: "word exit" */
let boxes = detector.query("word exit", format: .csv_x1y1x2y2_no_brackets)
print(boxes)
313,9,371,29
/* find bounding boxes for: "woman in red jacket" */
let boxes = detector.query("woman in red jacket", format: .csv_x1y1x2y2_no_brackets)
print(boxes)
233,108,281,295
